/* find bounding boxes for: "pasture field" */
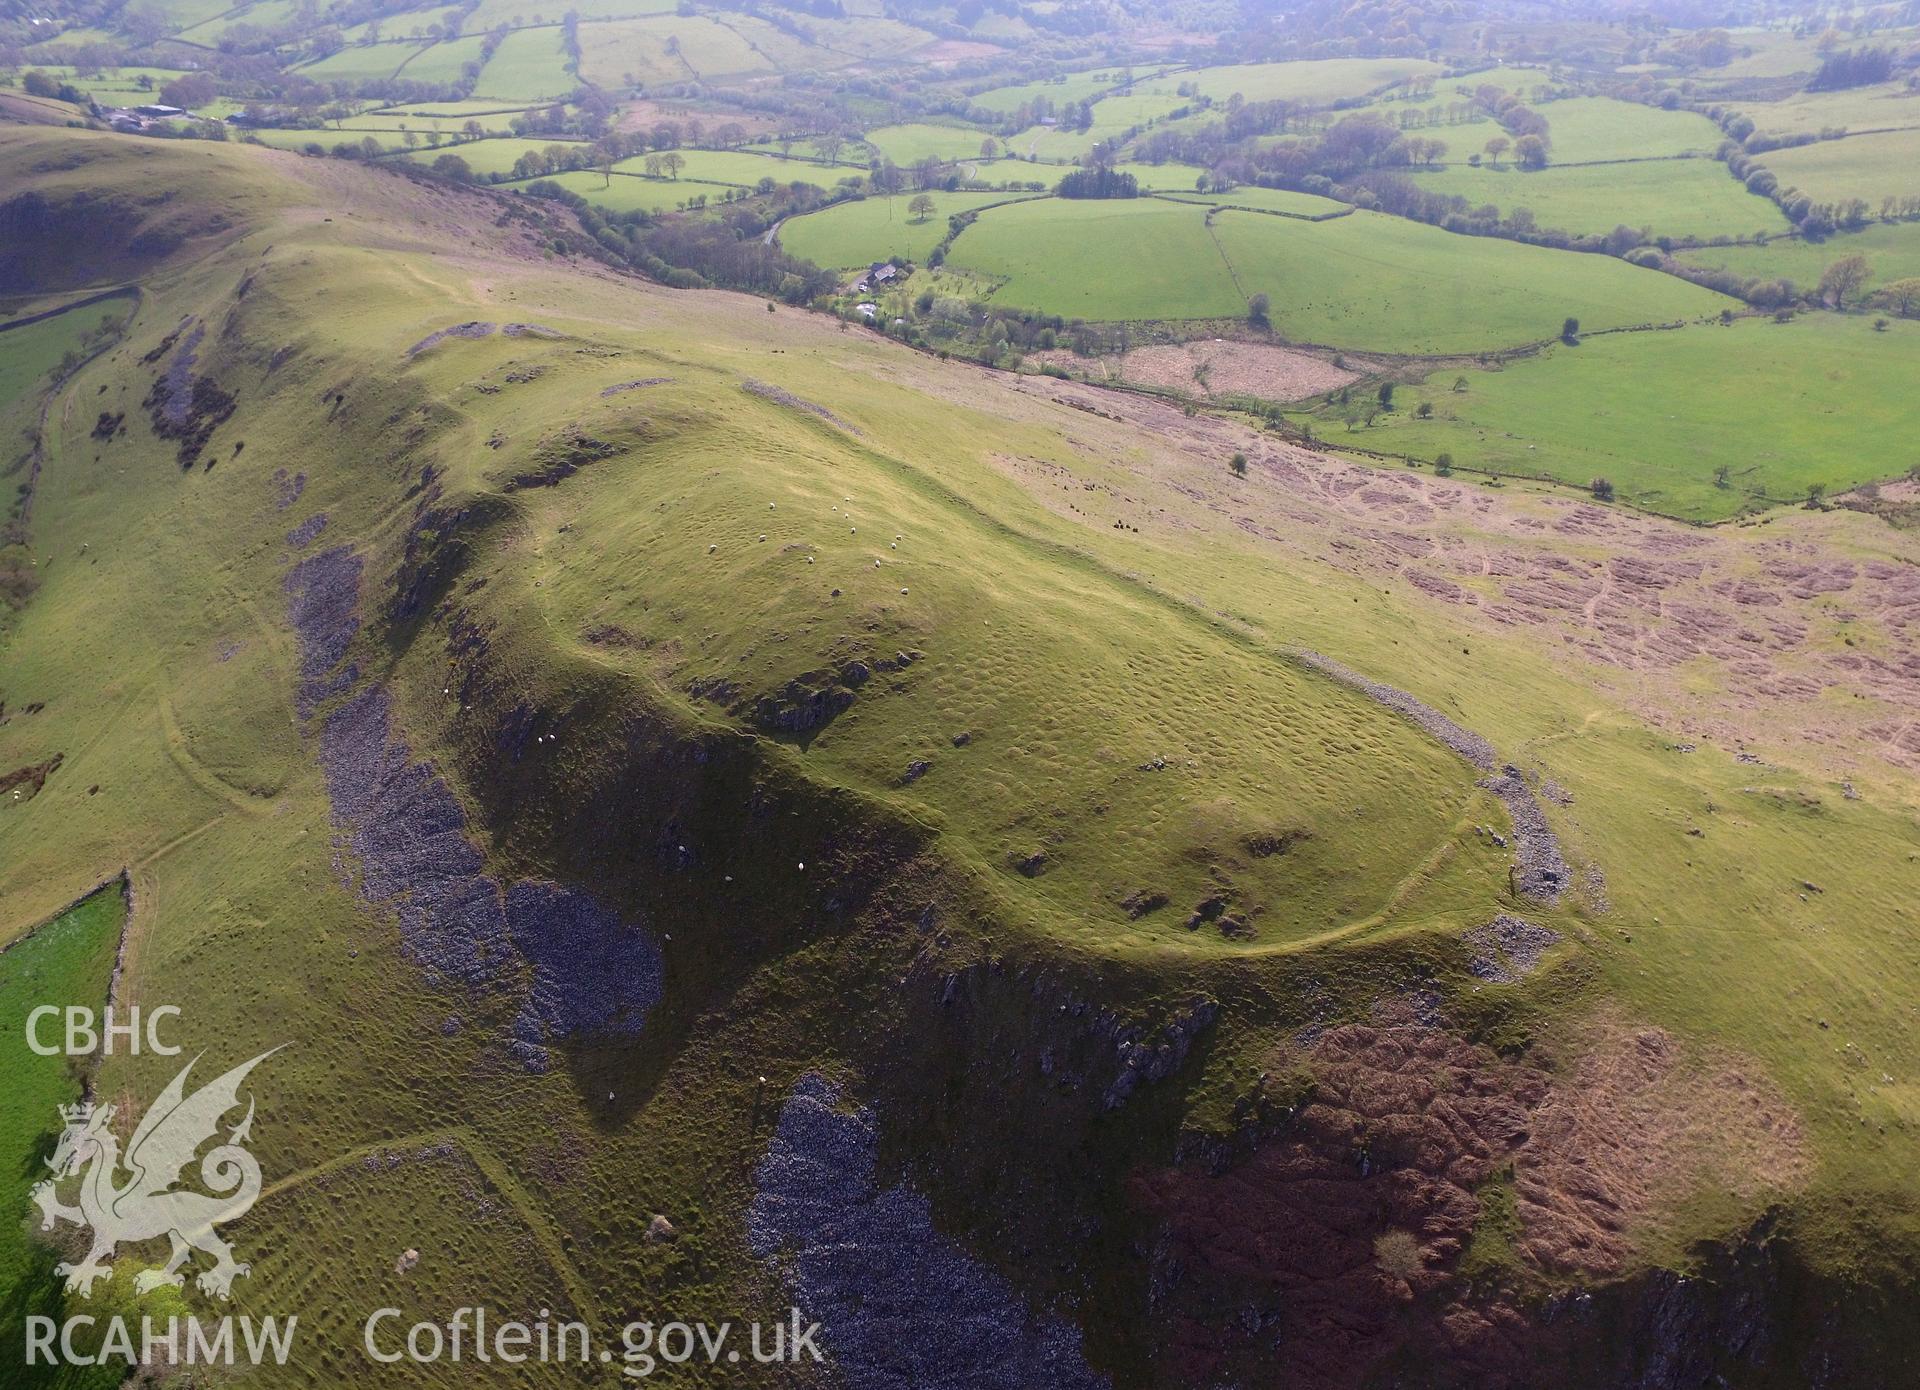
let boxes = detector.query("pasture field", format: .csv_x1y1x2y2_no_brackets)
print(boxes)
1673,221,1920,297
348,107,530,133
942,196,1733,343
242,126,384,152
1730,82,1920,138
1703,29,1830,81
1110,160,1211,191
0,885,128,1390
865,121,1000,164
1435,64,1556,99
338,3,466,42
1133,56,1443,105
466,0,676,22
1161,185,1350,216
396,135,585,174
779,190,1042,269
1405,159,1787,239
10,65,190,95
518,169,738,210
1321,314,1920,517
1001,95,1193,162
292,41,427,83
471,26,575,101
1530,96,1723,163
0,305,119,407
965,67,1133,114
176,0,304,42
1005,122,1104,162
395,33,493,86
131,0,235,30
785,14,935,59
621,147,848,186
576,14,771,84
945,197,1245,319
1759,128,1920,206
1211,207,1735,351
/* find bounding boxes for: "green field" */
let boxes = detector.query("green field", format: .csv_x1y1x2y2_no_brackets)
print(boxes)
293,41,428,83
0,885,129,1390
1531,96,1724,163
575,15,771,84
1674,221,1920,297
394,33,492,86
1213,207,1734,350
0,306,118,411
1730,82,1920,138
465,0,676,23
1109,161,1211,191
471,26,575,101
175,0,302,42
780,190,1041,269
1436,64,1555,99
524,169,739,211
865,122,999,165
966,67,1133,115
943,196,1732,343
1133,56,1442,106
1314,313,1920,516
338,3,466,43
946,197,1246,320
396,135,587,174
1759,128,1920,206
1160,185,1349,217
627,147,849,187
1406,160,1786,239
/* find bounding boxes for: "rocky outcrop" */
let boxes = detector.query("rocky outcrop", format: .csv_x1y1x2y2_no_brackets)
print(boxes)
286,547,662,1072
748,1074,1108,1390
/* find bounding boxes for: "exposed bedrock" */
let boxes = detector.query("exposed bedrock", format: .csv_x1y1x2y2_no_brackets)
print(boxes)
285,547,662,1072
748,1074,1109,1390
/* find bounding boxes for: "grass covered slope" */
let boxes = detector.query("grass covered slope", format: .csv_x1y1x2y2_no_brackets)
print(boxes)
5,125,1920,1387
779,190,1039,270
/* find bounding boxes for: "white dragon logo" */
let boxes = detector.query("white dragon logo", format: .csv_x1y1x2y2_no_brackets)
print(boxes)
32,1049,279,1300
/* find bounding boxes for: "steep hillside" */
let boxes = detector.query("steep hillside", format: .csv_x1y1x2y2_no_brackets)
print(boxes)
4,126,1920,1388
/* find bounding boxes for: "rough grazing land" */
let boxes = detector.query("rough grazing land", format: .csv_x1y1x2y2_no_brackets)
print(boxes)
285,548,663,1071
749,1074,1109,1390
1030,340,1362,402
986,376,1920,777
1300,652,1568,900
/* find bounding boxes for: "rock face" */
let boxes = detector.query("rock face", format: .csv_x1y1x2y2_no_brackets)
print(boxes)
754,670,858,736
748,1074,1109,1390
286,547,663,1072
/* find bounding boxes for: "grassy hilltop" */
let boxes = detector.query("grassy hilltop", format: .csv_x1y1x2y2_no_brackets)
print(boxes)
4,125,1920,1386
